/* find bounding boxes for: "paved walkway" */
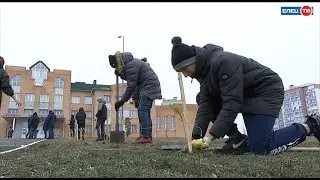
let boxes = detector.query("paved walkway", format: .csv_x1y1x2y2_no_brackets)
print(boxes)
0,138,44,152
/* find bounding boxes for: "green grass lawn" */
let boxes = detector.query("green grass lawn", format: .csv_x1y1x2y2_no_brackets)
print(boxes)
0,137,320,178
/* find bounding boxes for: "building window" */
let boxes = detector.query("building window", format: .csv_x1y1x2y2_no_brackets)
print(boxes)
85,111,92,118
39,109,48,116
8,109,18,115
55,78,64,88
156,116,161,131
54,95,63,103
25,93,35,109
40,94,49,102
71,110,78,116
54,95,63,109
32,62,48,86
39,94,49,109
130,125,138,133
54,110,63,117
129,110,137,118
102,95,111,103
84,96,92,104
164,116,168,130
71,96,80,104
11,75,21,86
23,109,33,116
171,116,176,131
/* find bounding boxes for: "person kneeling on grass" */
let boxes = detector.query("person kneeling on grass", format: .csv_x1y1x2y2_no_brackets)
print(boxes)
195,92,249,154
170,36,320,155
109,52,162,144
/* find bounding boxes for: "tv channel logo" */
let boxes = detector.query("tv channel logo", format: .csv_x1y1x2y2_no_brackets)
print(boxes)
281,6,314,16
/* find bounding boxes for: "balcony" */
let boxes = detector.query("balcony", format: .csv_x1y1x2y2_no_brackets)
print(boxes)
1,112,66,120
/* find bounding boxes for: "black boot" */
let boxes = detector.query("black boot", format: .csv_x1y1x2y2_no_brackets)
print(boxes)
305,114,320,143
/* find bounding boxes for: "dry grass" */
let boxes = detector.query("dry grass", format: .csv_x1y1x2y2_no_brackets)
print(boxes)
0,137,319,178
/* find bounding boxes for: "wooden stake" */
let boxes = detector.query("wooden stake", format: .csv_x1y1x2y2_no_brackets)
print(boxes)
178,72,192,153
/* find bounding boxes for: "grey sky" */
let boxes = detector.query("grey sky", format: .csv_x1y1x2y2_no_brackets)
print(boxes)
0,3,319,131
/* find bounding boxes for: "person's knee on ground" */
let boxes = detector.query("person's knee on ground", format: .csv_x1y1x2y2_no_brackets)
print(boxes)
244,114,310,155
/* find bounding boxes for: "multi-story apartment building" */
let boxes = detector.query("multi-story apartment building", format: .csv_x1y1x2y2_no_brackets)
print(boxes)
0,61,199,139
274,83,320,130
0,61,71,138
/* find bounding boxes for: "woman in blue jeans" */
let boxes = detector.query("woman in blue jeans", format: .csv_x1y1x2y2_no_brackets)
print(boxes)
170,36,320,154
110,52,162,144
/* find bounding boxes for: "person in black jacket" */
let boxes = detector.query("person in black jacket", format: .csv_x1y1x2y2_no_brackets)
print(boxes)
0,56,22,107
26,115,33,139
170,36,320,155
76,107,86,140
109,52,162,144
95,98,107,141
45,110,57,139
7,127,14,138
69,115,76,137
30,112,40,139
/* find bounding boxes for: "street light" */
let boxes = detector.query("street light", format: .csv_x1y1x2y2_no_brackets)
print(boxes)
117,36,125,131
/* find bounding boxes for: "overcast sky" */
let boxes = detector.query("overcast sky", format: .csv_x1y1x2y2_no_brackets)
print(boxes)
0,3,319,132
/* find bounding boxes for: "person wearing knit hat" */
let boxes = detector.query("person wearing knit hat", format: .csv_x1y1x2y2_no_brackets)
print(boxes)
0,56,22,107
170,36,320,155
171,38,249,154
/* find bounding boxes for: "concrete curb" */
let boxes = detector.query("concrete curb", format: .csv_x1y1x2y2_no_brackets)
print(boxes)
0,139,46,155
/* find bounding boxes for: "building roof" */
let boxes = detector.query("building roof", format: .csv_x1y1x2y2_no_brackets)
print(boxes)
29,61,51,71
71,82,111,92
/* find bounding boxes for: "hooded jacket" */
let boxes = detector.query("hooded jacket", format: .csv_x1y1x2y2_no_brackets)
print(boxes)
192,44,284,138
119,52,162,103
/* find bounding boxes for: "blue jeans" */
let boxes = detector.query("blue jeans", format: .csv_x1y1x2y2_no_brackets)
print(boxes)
138,96,153,138
243,114,307,155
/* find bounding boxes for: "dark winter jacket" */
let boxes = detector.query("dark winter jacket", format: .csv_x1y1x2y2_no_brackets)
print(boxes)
44,110,57,129
192,44,284,138
76,109,86,125
119,52,162,103
95,99,107,120
0,66,14,95
0,66,15,106
29,113,40,129
69,116,75,127
28,116,33,129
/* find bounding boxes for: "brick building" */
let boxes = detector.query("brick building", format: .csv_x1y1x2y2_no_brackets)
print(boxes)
0,61,199,139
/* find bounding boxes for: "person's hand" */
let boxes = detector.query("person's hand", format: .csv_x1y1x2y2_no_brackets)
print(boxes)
11,95,22,106
191,138,208,150
15,99,22,106
191,135,215,150
115,100,124,111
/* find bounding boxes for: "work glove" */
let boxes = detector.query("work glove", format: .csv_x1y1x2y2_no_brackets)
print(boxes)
115,100,124,111
191,137,212,150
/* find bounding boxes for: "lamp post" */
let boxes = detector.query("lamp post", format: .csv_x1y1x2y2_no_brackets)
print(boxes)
117,35,125,84
117,36,125,131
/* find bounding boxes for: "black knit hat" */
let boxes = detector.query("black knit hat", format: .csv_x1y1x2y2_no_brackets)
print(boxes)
171,36,196,72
